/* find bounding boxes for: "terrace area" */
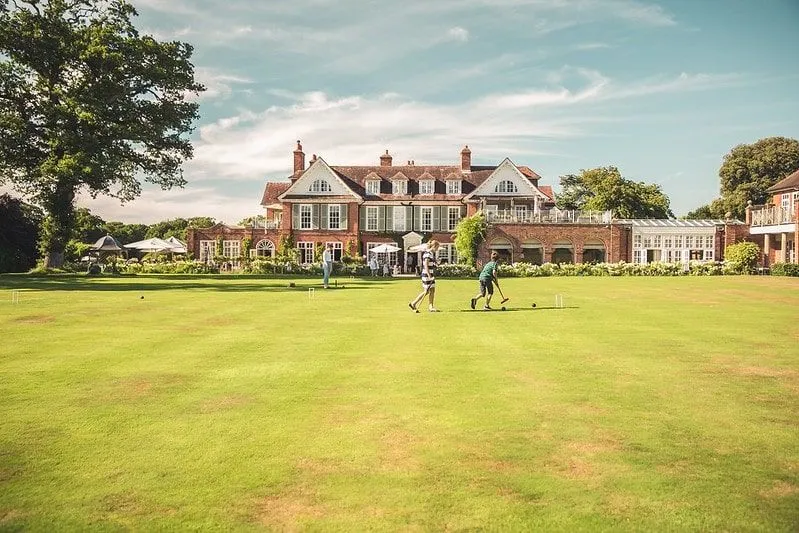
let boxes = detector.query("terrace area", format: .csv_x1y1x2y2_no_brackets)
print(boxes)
749,205,797,227
485,209,612,225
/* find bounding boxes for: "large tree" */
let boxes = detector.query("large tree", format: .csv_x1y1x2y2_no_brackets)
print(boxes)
0,193,43,272
0,0,204,267
687,137,799,220
556,166,674,219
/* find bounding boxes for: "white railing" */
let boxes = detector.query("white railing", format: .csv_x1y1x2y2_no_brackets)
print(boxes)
252,219,281,230
750,206,796,227
485,209,612,225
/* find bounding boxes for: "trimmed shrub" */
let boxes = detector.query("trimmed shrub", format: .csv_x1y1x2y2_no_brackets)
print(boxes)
771,263,799,277
723,241,760,274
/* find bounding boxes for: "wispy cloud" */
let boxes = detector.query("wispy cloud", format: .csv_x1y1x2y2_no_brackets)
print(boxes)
183,69,745,186
446,27,469,42
192,68,252,101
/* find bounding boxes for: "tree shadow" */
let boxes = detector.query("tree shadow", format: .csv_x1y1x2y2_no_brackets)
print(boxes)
0,274,395,293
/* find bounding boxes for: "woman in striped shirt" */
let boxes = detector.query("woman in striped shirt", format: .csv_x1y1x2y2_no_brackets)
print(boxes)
408,239,440,313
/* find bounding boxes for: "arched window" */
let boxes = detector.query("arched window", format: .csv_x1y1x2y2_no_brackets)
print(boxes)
310,179,332,192
255,239,275,258
495,180,518,193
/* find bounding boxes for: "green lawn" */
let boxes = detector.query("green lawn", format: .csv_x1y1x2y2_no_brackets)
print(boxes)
1,274,797,531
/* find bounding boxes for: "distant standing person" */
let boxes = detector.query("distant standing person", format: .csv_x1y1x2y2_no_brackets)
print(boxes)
322,243,334,288
471,251,500,310
409,239,440,313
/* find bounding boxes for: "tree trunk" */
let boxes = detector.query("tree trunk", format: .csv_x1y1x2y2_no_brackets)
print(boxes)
41,184,76,269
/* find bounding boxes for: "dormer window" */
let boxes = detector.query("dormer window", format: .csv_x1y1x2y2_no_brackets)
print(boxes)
419,180,434,195
496,180,518,193
366,180,380,195
446,180,461,195
392,180,407,195
310,179,332,193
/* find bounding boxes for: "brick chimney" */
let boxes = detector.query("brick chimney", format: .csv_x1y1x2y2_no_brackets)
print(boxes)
461,145,471,171
293,140,305,174
380,149,392,167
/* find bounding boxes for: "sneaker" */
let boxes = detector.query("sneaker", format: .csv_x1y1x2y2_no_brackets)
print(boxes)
408,302,418,313
429,307,439,313
470,298,476,310
483,305,491,311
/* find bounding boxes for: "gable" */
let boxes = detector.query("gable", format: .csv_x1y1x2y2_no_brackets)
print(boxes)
464,158,545,200
279,158,361,200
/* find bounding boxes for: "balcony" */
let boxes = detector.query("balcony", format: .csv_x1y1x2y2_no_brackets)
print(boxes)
750,205,796,227
252,219,281,230
485,209,612,225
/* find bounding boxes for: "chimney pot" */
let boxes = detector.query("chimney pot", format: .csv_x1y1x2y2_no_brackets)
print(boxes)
293,140,305,174
461,144,472,171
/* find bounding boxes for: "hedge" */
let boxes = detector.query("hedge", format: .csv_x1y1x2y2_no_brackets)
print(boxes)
770,263,799,277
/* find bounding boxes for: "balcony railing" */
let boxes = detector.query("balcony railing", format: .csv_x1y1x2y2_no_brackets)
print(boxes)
486,209,612,225
252,219,281,230
750,205,796,227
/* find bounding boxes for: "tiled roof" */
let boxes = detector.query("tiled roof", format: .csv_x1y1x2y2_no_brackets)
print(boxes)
260,181,290,206
766,168,799,193
275,161,549,202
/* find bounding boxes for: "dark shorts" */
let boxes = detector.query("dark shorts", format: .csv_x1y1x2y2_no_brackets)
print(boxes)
479,278,493,296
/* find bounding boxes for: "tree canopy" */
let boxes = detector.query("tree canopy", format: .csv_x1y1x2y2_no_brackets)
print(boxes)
556,166,674,219
687,137,799,219
0,193,43,272
0,0,204,266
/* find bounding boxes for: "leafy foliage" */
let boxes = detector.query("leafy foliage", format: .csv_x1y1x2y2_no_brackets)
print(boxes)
723,241,761,273
689,137,799,219
453,212,487,267
0,0,204,266
556,166,674,218
770,263,799,277
0,193,43,272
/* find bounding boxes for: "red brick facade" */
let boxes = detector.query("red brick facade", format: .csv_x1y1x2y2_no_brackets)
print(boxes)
186,142,753,266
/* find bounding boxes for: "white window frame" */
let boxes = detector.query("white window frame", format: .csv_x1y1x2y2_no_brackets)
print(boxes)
366,207,379,231
419,180,434,195
685,235,694,249
328,204,341,230
366,180,380,195
255,239,275,258
447,180,461,195
297,242,314,264
439,243,458,264
300,204,312,230
420,207,433,232
393,207,406,232
633,234,642,248
310,179,332,193
704,249,714,261
495,180,518,193
448,207,460,231
782,193,791,209
223,240,241,258
199,240,215,262
514,205,528,222
326,241,343,261
392,180,407,195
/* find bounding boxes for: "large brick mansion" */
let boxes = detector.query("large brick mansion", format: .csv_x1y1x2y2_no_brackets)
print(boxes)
187,141,754,269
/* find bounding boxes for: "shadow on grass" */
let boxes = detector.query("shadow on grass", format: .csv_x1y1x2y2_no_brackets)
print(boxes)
454,306,579,312
0,274,398,293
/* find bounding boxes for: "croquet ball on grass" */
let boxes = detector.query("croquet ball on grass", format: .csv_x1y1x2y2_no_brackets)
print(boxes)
531,303,536,308
140,295,144,299
501,306,506,311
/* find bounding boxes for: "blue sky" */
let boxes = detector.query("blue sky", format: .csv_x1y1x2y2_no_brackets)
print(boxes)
77,0,799,223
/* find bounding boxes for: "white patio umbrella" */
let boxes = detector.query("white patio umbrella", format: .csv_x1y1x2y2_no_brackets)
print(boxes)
124,237,177,253
369,243,401,254
165,236,187,254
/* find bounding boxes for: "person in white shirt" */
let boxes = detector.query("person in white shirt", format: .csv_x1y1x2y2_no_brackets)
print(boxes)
368,256,379,276
322,243,334,288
